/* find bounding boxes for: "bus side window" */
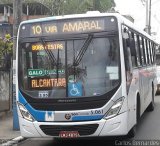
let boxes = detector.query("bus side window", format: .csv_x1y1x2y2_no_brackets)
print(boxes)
149,41,153,64
145,39,151,65
122,27,133,73
137,35,143,66
138,36,144,66
134,33,141,67
143,38,148,65
129,31,137,68
152,43,156,64
122,27,133,95
153,44,157,63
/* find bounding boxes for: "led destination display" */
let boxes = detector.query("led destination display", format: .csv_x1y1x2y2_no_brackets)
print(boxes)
32,42,64,51
30,19,104,36
20,17,118,37
30,78,66,89
20,17,120,37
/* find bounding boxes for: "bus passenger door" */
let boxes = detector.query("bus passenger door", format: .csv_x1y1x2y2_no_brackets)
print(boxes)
122,30,138,130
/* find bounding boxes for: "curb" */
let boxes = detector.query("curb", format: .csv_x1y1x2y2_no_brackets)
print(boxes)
1,136,26,146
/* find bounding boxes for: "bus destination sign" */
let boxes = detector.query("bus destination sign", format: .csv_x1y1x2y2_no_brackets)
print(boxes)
32,42,64,51
30,77,66,89
21,18,106,37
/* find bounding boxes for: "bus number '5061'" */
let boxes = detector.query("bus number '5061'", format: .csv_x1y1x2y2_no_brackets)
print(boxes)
91,110,103,115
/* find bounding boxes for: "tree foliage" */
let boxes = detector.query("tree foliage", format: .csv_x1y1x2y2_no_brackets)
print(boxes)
0,34,13,69
38,0,115,15
0,0,115,15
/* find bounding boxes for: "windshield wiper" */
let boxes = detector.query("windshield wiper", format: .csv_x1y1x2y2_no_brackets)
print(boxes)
73,34,93,66
40,38,61,81
39,38,57,67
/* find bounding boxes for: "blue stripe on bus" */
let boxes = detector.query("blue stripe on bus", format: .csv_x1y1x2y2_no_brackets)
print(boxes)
25,103,46,121
18,91,28,105
18,91,51,121
72,115,103,121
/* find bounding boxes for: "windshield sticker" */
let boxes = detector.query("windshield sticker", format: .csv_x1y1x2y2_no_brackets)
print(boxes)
68,82,82,97
32,42,64,51
68,75,76,83
38,91,49,98
30,78,66,89
109,73,119,80
37,51,46,56
106,66,118,74
28,69,65,77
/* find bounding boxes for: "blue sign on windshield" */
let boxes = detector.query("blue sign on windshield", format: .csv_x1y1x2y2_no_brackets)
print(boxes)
68,82,83,97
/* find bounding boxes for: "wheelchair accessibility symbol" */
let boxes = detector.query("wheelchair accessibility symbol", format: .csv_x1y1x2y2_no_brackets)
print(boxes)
70,84,80,96
68,82,82,97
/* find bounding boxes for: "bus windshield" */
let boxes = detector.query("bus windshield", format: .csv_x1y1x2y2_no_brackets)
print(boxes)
18,35,120,99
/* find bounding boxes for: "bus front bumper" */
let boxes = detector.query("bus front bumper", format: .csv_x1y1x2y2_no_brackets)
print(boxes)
19,111,128,138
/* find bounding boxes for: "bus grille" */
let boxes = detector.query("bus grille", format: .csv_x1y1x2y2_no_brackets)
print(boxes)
39,124,99,136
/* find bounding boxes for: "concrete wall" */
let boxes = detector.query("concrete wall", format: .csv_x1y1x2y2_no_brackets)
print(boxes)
0,71,10,112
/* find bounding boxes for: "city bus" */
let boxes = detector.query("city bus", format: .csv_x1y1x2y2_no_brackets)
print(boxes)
16,12,157,138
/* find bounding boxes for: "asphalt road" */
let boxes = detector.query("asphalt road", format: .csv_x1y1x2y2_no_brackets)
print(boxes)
15,95,160,146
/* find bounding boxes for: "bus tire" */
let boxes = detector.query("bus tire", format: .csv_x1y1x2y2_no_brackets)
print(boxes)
127,125,136,138
137,95,141,122
127,95,140,138
147,85,155,112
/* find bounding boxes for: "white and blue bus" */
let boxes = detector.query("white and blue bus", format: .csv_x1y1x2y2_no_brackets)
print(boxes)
16,12,157,138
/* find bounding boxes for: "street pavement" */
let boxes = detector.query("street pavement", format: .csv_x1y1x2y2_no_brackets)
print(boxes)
134,94,160,140
0,112,20,140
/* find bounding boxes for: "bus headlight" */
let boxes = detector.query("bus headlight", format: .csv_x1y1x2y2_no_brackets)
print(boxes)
104,97,124,120
17,102,35,122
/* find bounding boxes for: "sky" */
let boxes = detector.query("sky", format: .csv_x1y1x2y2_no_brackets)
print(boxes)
114,0,160,43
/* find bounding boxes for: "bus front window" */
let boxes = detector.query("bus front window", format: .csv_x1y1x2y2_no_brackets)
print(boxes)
67,37,120,97
19,41,66,98
18,36,120,99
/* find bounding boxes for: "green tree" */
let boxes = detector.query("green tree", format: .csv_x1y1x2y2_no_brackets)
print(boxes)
36,0,115,15
0,34,13,69
0,0,115,15
60,0,115,15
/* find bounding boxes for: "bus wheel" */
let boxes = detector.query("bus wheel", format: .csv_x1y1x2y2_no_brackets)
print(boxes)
147,86,155,112
127,125,136,138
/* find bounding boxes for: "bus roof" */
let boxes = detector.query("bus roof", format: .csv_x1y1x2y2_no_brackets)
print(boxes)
20,11,157,43
21,11,120,24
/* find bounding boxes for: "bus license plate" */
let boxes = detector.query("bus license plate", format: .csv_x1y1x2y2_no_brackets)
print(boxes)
59,131,79,138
